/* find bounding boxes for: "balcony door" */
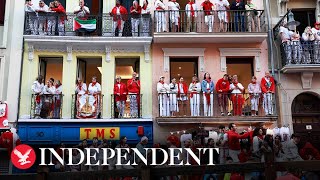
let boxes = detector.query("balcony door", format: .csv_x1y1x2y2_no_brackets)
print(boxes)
291,9,315,35
170,58,198,85
39,57,63,84
76,58,102,84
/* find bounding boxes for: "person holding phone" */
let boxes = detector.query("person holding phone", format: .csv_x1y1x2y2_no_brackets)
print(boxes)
73,0,90,20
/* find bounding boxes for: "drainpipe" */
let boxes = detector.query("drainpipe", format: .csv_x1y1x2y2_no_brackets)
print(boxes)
265,0,275,76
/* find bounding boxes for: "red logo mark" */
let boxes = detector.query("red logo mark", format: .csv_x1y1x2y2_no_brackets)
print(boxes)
11,144,36,170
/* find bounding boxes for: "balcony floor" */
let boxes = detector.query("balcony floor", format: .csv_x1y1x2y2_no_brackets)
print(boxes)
156,116,277,125
281,64,320,73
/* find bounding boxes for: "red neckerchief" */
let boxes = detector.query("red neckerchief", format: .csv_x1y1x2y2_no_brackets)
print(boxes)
143,4,148,10
91,82,96,87
251,81,256,84
257,135,264,140
78,83,82,90
56,84,61,89
234,81,238,86
316,27,320,30
189,2,195,17
159,81,164,84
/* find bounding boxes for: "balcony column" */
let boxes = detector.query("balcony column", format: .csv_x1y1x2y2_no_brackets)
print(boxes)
220,56,226,72
278,0,289,17
62,47,76,119
102,47,115,119
199,56,205,72
164,55,169,72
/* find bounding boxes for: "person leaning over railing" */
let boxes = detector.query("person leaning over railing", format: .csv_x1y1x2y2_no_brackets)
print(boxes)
201,0,215,33
245,0,260,32
50,1,66,36
279,23,294,64
302,26,316,64
154,0,166,32
25,0,37,35
312,22,320,63
168,0,180,32
110,0,128,37
141,0,151,36
130,1,142,37
35,0,49,36
47,2,57,36
32,75,44,118
185,0,198,32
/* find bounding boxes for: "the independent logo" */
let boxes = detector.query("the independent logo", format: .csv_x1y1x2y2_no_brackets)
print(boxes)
11,144,36,169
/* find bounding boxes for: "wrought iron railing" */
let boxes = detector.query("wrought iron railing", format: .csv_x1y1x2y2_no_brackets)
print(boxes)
24,12,152,37
30,94,63,119
154,10,266,33
280,41,320,66
71,94,103,119
157,92,276,117
111,94,142,119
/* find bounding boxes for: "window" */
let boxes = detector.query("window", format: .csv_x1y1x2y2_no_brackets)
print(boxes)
0,0,6,26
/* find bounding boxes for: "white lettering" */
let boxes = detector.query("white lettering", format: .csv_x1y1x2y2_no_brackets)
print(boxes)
168,148,183,166
116,148,130,166
101,148,115,165
66,148,84,166
184,148,202,165
85,148,100,166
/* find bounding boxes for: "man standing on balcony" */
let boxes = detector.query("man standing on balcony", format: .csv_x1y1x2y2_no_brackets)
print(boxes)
111,0,128,37
32,75,44,118
216,74,230,116
127,72,140,118
216,0,230,32
185,0,198,32
177,76,188,116
312,22,320,63
169,78,179,116
201,72,214,116
51,1,66,36
114,76,127,118
248,76,261,116
130,1,141,37
279,23,294,64
168,0,180,32
157,76,170,116
189,76,201,116
155,0,166,32
25,0,37,35
261,71,275,116
229,75,244,116
74,0,90,20
35,0,49,35
201,0,215,33
245,0,259,32
230,0,245,32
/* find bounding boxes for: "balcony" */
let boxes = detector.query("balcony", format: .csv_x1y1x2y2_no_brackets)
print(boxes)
23,12,152,54
156,93,277,125
30,94,63,119
280,41,320,73
111,94,142,119
153,10,267,43
71,94,103,119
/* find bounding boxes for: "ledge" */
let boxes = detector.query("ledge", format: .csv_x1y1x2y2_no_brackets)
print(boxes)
281,64,320,73
153,32,268,43
156,116,277,125
18,118,153,123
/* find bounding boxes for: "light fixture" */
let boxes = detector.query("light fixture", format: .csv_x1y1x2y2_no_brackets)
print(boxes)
179,67,181,69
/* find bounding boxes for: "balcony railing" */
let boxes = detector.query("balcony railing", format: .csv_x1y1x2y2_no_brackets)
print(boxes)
30,94,63,119
71,94,103,119
111,94,142,119
24,12,152,37
281,41,320,66
154,10,265,33
158,92,276,117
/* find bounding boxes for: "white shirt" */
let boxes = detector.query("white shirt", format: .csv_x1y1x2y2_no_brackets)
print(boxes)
215,0,229,11
179,83,185,93
154,0,166,10
169,83,178,93
55,85,62,94
273,127,281,136
43,85,56,94
35,5,49,12
32,81,44,94
230,83,244,94
157,82,169,93
209,131,219,143
279,26,294,42
25,4,35,12
185,3,198,17
88,83,101,94
188,82,201,93
141,4,151,14
75,83,87,95
280,127,290,142
74,6,90,18
168,1,180,11
180,134,192,148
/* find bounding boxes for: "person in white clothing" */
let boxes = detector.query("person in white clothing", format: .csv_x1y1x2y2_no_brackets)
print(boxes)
168,0,180,32
189,76,201,116
312,22,320,63
88,76,101,111
157,76,170,116
35,1,49,35
53,80,62,118
185,0,198,32
141,0,151,36
75,78,88,117
25,0,37,35
32,75,44,118
154,0,166,32
169,78,179,116
42,78,56,118
248,76,261,116
73,0,90,20
216,0,230,32
283,134,303,161
229,75,244,116
245,0,259,32
47,2,57,36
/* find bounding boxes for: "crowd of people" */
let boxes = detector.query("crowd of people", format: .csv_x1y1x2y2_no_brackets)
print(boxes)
24,0,262,36
48,123,320,179
157,71,276,117
280,21,320,65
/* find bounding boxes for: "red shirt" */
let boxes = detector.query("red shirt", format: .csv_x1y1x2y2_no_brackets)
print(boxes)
261,76,275,93
127,79,140,94
51,4,66,23
201,1,214,15
130,6,142,18
177,82,188,97
226,130,250,150
216,78,230,93
114,82,127,102
111,6,128,21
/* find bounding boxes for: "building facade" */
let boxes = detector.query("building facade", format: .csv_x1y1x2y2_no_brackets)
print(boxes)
271,0,320,149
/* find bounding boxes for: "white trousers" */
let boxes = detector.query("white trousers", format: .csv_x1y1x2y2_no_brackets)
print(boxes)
155,11,166,32
159,94,170,116
58,21,65,36
131,18,140,37
263,93,273,115
37,19,47,35
205,15,214,32
250,97,259,111
169,94,178,112
203,94,214,116
116,101,125,117
47,19,56,35
190,94,200,116
113,20,125,37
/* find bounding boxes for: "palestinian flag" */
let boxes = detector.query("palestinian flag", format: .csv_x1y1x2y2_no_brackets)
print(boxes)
73,18,96,32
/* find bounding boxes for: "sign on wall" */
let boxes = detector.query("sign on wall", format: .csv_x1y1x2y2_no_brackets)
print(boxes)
80,127,120,140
